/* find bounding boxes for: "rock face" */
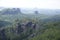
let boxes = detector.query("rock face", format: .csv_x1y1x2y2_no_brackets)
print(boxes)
25,22,33,27
16,23,23,34
0,21,39,40
0,29,7,40
1,8,21,15
16,21,39,34
34,11,39,14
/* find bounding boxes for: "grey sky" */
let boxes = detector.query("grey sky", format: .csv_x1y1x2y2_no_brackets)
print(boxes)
0,0,60,9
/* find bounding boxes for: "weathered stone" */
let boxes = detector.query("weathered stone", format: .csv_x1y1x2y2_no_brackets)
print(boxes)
25,22,33,27
16,23,23,34
0,29,7,40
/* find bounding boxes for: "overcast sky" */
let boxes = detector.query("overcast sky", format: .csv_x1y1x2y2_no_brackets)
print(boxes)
0,0,60,9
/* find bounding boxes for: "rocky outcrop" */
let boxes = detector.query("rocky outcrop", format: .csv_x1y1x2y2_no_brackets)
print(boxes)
1,8,21,15
0,21,39,40
15,21,39,34
0,29,7,40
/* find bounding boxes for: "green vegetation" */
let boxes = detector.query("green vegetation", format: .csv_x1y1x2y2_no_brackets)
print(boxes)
30,22,60,40
0,8,60,40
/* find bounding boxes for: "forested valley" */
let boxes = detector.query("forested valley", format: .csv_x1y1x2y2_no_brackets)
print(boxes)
0,8,60,40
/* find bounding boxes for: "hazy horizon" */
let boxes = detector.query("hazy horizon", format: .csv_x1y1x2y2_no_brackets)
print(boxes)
0,0,60,9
